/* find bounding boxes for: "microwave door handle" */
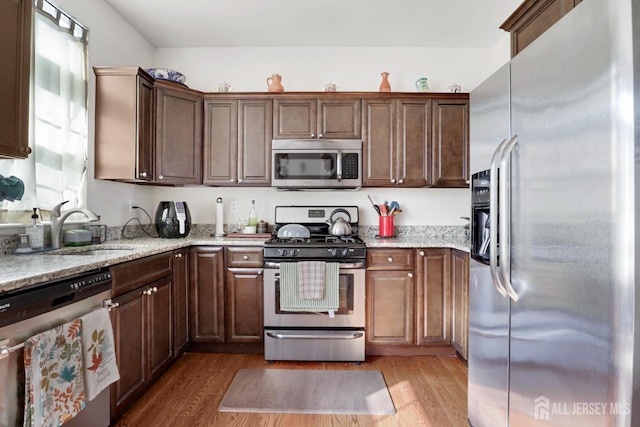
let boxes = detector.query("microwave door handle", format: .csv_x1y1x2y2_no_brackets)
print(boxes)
336,151,343,181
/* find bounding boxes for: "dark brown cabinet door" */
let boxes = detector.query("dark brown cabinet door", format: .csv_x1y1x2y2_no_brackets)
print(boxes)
362,98,397,186
366,270,415,345
155,85,202,184
318,97,361,139
189,247,225,342
238,98,272,185
147,277,173,380
501,0,579,57
110,288,146,417
172,248,189,358
0,0,32,159
415,248,451,346
273,96,361,139
94,67,154,181
397,98,431,187
273,97,317,139
203,97,238,185
431,98,469,187
226,268,264,343
451,249,469,360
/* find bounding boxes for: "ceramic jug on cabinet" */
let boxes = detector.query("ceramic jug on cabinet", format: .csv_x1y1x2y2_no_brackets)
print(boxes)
267,74,284,92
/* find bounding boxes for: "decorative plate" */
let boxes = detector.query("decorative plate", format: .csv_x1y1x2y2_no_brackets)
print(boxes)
145,68,186,84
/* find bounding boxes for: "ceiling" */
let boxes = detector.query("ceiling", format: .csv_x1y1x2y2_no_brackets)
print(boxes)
103,0,523,49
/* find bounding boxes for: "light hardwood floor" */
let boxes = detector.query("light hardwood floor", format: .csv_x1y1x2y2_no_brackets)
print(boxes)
113,353,469,427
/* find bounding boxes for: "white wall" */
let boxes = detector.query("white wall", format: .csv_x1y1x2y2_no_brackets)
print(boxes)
52,0,512,227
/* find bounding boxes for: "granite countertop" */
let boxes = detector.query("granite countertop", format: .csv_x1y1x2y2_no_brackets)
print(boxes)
1,233,469,294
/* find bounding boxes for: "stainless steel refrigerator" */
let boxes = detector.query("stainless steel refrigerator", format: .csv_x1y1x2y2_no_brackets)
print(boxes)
468,0,640,425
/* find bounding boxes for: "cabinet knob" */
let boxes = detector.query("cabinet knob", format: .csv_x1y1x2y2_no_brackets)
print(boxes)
398,179,404,184
152,286,158,293
390,179,396,184
311,133,316,138
243,255,249,260
140,171,148,178
318,133,323,139
143,289,151,296
419,251,425,257
175,253,182,258
387,257,393,263
159,174,164,180
408,273,413,278
229,178,235,182
238,178,243,183
258,270,263,275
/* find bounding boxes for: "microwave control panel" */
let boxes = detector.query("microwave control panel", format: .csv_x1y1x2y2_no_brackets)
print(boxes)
342,153,359,179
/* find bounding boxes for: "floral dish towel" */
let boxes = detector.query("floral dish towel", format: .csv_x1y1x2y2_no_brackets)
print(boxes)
24,319,85,427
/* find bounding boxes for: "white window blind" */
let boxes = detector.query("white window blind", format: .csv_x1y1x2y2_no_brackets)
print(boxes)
0,0,89,224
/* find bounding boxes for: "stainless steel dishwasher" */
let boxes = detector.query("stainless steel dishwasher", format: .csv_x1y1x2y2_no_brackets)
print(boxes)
0,269,112,427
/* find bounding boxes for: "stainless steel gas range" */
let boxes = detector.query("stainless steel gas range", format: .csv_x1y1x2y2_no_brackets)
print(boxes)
263,206,366,362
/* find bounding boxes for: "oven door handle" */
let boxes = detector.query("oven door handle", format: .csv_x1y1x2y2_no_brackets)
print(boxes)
264,261,365,269
266,331,364,340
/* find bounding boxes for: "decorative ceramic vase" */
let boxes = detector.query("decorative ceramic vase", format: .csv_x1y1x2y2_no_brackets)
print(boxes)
379,72,391,92
267,74,284,92
416,77,429,92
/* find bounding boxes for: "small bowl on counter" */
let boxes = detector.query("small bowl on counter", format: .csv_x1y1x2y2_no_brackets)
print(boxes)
144,68,186,84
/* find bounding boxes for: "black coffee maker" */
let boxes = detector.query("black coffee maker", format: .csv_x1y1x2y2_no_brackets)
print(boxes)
155,201,191,238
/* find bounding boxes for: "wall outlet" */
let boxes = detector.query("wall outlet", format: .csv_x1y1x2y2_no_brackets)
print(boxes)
129,199,136,212
230,200,238,213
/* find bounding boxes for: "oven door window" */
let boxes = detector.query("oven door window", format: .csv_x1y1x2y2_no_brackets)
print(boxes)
275,271,354,315
274,152,337,180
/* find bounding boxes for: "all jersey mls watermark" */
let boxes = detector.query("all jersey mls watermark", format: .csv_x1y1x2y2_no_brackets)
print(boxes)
534,396,631,420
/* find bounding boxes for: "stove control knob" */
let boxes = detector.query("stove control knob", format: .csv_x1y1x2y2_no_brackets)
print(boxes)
329,248,338,257
341,248,349,257
278,249,287,256
291,249,299,257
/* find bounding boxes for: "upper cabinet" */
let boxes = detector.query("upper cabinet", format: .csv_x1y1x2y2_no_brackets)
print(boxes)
203,95,272,186
361,96,431,188
155,82,202,184
94,67,154,182
431,98,469,187
0,0,32,159
501,0,582,57
273,96,361,139
94,67,202,184
362,94,468,188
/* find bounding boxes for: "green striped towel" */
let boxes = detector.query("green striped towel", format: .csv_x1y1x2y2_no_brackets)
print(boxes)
279,262,339,312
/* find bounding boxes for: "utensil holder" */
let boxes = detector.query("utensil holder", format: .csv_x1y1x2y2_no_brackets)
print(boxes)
378,216,394,237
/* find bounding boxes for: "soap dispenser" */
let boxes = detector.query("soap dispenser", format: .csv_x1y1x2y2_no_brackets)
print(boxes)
26,208,44,249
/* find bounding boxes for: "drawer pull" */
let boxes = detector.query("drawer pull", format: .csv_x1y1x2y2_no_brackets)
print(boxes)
388,257,393,263
243,255,249,260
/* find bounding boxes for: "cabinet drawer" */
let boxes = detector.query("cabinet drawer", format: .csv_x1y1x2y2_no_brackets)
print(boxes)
367,249,414,270
226,246,263,268
111,252,172,297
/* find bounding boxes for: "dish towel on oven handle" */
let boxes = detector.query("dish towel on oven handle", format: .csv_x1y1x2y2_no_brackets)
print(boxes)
23,319,86,427
279,262,339,313
297,261,326,299
80,308,120,401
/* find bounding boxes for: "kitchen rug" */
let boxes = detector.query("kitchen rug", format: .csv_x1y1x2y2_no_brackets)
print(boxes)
218,368,396,415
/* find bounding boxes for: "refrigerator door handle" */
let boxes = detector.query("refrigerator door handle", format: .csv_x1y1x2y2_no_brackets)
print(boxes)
499,134,520,302
489,138,509,298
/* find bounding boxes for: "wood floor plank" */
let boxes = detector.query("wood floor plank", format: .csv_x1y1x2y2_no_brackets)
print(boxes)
113,353,468,427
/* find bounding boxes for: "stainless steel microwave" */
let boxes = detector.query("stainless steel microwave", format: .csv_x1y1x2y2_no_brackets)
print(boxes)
271,139,362,190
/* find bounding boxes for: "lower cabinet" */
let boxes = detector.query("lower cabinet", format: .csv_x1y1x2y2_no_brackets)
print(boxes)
172,248,190,358
109,252,173,420
189,246,225,342
189,246,264,347
366,249,415,345
366,247,458,355
451,249,469,360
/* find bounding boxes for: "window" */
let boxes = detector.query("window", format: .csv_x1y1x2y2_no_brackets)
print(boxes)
0,0,88,224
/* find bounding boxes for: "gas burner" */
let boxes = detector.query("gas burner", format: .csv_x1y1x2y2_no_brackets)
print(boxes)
325,235,356,243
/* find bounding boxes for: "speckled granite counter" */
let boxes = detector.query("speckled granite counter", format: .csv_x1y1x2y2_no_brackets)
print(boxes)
1,230,469,294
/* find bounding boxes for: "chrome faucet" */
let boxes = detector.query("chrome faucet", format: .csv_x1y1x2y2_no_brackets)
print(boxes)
50,201,99,249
